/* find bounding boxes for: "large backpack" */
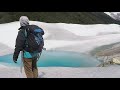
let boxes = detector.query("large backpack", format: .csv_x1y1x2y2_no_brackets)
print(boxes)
24,25,44,53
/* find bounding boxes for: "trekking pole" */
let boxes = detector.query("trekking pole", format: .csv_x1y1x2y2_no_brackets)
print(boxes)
37,47,46,61
20,51,23,73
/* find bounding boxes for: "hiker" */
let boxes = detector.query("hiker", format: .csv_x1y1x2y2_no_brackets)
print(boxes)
13,16,44,78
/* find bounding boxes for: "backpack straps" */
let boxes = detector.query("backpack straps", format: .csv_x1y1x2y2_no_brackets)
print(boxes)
24,29,29,48
25,29,27,37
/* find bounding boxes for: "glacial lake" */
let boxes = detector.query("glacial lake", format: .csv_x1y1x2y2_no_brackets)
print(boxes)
0,50,100,67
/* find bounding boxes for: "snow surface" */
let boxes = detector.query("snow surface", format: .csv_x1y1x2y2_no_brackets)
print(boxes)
0,21,120,54
0,66,120,78
0,21,120,78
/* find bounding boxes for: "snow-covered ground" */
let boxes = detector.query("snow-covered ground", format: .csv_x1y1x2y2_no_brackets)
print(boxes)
1,21,120,78
0,21,120,55
1,65,120,78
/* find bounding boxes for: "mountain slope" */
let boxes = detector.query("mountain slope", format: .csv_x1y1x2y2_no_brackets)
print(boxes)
105,12,120,21
0,12,120,24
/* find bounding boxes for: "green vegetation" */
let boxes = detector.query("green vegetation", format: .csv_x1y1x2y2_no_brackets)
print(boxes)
0,12,120,24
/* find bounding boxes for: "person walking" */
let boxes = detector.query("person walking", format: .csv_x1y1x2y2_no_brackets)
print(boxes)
13,16,44,78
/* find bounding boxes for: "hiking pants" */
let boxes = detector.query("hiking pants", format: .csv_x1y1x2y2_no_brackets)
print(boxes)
23,58,38,78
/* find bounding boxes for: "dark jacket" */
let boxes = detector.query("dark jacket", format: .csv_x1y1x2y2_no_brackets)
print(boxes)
13,26,27,60
13,25,44,61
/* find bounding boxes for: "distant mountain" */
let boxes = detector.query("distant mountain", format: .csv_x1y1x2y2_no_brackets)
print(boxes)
104,12,120,21
0,12,120,24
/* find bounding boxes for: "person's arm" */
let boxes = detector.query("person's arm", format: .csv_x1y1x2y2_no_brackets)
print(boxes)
13,30,26,63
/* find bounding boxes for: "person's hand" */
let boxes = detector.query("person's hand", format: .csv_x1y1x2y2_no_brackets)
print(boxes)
13,59,17,63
